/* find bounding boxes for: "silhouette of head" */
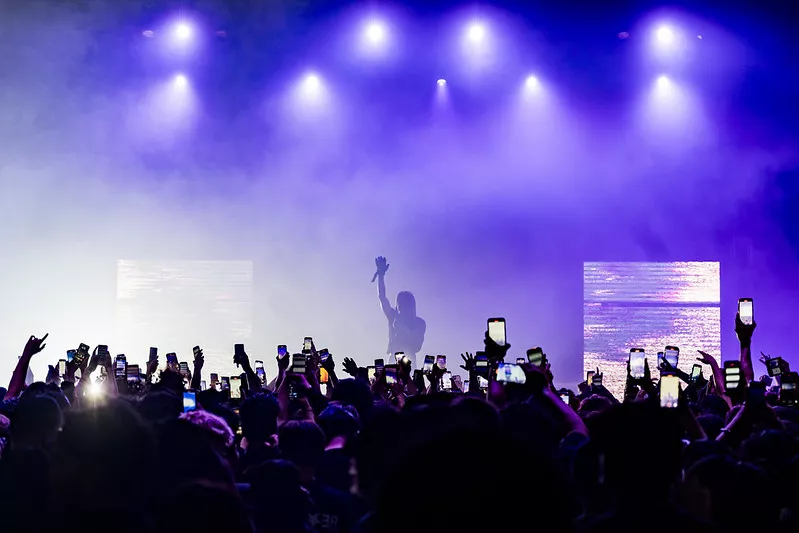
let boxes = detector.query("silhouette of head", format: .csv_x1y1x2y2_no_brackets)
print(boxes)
396,291,416,317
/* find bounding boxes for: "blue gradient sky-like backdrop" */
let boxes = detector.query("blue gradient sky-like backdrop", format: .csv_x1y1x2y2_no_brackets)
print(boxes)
1,1,797,386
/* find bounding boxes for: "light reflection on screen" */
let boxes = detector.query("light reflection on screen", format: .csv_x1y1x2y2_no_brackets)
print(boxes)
584,262,720,399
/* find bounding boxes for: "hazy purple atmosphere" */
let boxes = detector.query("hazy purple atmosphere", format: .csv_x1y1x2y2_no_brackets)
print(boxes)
1,1,798,386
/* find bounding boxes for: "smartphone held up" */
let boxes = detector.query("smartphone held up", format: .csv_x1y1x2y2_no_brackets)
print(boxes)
487,318,507,346
660,375,680,408
738,298,754,326
629,348,646,379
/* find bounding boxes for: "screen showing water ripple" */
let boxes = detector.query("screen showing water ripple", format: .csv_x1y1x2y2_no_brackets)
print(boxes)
583,262,721,399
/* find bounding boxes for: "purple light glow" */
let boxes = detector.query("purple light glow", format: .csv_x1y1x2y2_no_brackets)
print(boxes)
302,73,321,93
656,25,675,45
525,75,539,89
437,78,447,87
174,22,192,41
365,21,386,44
173,74,188,88
466,22,486,44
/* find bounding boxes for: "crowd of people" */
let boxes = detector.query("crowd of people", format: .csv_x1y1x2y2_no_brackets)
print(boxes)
1,307,798,533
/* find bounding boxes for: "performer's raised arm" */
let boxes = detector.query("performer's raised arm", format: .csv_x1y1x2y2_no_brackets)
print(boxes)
374,256,395,320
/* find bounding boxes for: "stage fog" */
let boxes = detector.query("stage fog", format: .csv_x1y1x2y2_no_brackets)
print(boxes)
1,4,797,387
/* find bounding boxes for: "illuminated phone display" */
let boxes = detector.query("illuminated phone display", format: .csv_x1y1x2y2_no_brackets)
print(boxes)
229,377,242,399
496,363,526,384
660,375,680,408
738,298,754,326
183,392,197,412
629,349,646,379
664,346,679,368
487,318,506,346
441,372,452,390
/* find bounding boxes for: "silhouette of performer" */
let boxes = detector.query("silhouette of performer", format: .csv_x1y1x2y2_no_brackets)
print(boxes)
373,256,426,367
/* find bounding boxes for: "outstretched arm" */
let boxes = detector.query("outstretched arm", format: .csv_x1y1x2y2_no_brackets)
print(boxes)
5,334,48,400
375,256,394,320
736,314,756,384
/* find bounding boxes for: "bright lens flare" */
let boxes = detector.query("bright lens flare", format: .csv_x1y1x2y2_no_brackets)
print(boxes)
173,74,188,88
175,23,192,40
656,26,674,45
525,75,539,89
467,23,485,43
365,22,385,43
303,74,321,92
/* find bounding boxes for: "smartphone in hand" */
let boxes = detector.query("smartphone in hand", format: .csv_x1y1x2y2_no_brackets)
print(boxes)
441,371,453,390
526,347,544,367
292,354,307,374
234,344,245,365
496,363,526,384
474,354,489,377
738,298,754,326
435,355,446,370
690,364,702,383
183,391,197,412
487,317,507,346
723,360,742,390
663,346,680,369
422,355,434,373
780,372,799,406
660,375,680,408
276,344,287,356
385,365,398,385
767,357,785,377
255,360,266,385
229,376,242,399
629,348,646,379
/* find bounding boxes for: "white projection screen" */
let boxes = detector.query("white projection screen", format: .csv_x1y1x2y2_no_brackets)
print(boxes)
116,260,253,379
583,262,721,399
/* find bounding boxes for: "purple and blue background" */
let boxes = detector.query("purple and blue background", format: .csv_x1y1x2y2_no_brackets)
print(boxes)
0,1,797,385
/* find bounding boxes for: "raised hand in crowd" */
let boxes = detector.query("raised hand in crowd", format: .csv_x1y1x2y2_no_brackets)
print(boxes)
342,357,359,377
483,331,510,364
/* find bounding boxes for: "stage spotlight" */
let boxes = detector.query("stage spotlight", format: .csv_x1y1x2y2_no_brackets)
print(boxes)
365,21,386,44
174,22,192,40
656,75,670,88
437,78,447,87
525,75,539,89
467,22,486,44
303,73,321,93
173,73,188,88
656,26,674,45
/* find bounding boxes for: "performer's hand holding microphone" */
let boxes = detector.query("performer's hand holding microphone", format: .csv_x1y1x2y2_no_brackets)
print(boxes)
372,256,390,282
